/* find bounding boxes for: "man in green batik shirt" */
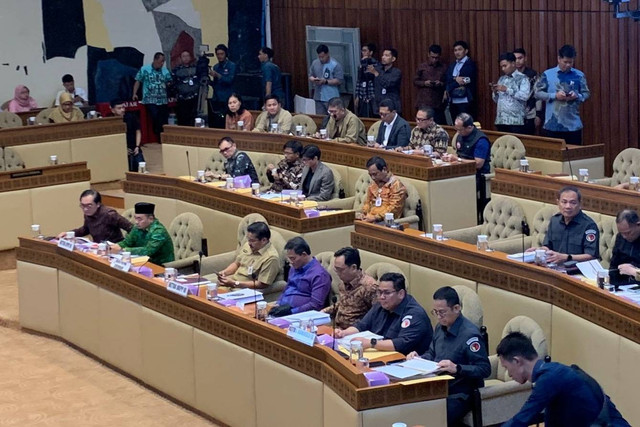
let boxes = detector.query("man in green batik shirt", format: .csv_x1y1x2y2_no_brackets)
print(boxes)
111,202,174,265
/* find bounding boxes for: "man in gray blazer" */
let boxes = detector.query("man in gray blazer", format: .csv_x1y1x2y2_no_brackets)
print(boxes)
375,99,411,149
300,144,335,201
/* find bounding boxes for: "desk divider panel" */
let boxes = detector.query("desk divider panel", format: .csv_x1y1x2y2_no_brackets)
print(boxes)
16,261,59,335
58,271,100,356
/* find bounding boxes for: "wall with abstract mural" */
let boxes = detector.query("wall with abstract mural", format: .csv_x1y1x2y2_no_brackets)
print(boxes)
0,0,228,107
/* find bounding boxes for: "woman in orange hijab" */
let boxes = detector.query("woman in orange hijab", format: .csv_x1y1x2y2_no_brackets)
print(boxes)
48,92,84,123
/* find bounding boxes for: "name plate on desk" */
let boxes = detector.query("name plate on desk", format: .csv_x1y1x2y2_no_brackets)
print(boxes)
287,326,317,347
110,259,131,272
57,239,75,252
167,280,189,297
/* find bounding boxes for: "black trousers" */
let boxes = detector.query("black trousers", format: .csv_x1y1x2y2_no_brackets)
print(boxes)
496,124,526,135
544,128,583,145
145,104,168,139
176,97,198,126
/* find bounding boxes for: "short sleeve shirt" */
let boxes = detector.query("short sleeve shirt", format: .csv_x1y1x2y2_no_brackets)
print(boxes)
135,64,172,105
232,241,281,286
542,211,599,258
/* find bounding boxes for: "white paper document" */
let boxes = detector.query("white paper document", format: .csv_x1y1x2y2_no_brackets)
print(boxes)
396,358,440,374
220,288,264,304
576,259,606,280
372,357,440,379
507,252,535,263
280,310,331,326
336,331,384,348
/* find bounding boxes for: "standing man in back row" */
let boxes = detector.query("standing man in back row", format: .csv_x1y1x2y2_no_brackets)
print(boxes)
372,48,403,116
535,44,590,145
133,52,172,139
309,44,344,115
258,46,285,101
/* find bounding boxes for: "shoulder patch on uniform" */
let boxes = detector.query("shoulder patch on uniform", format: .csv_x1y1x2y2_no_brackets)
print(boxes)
466,337,479,345
469,342,481,352
585,229,597,243
401,315,412,328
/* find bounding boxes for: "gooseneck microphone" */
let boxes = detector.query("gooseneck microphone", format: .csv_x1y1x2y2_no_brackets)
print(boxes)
330,295,338,351
252,272,258,319
196,250,204,285
521,220,530,262
565,145,575,181
186,150,193,180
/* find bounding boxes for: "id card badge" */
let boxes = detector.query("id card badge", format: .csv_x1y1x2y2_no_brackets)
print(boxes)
381,88,387,95
375,197,382,207
248,265,254,275
361,81,367,88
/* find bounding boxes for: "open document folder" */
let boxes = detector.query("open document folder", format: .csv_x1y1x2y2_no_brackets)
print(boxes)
372,357,440,379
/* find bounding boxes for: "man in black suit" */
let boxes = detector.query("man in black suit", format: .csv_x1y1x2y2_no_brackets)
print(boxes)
445,40,478,119
374,99,411,149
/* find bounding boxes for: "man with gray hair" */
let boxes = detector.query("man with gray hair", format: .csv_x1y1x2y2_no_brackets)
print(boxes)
323,97,367,145
610,209,640,285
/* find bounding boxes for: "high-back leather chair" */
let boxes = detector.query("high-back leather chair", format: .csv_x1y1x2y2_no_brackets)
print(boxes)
595,148,640,187
35,107,55,125
452,285,483,328
3,147,25,170
0,111,23,128
164,212,204,272
445,197,526,245
599,215,618,268
291,114,317,135
462,316,548,427
489,135,526,173
488,205,558,254
367,120,381,137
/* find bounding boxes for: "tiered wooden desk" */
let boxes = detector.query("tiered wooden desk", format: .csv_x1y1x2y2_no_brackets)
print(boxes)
351,222,640,424
490,168,637,222
0,116,127,183
0,162,89,251
17,237,450,427
123,172,356,255
161,126,478,232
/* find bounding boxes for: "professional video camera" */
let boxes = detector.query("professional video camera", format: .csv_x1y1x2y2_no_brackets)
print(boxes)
196,44,215,83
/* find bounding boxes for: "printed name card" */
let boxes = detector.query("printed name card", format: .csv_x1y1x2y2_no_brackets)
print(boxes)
167,280,189,297
110,259,131,272
57,239,75,252
286,326,317,347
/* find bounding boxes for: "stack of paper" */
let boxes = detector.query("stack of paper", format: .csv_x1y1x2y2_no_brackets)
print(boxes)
279,310,331,326
217,288,264,306
336,331,384,349
372,358,440,379
507,252,535,263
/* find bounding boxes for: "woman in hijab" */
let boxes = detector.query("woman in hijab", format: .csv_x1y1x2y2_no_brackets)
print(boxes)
48,92,84,123
8,85,38,112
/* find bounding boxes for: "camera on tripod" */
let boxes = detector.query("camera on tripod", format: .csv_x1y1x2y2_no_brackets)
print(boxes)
196,44,214,83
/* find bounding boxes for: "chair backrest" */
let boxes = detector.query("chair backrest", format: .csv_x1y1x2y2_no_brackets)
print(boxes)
3,147,25,170
496,316,548,381
237,213,268,249
203,151,226,175
252,153,283,188
0,99,10,111
599,215,617,269
35,107,56,125
268,229,288,283
121,208,135,237
0,111,23,128
530,206,559,248
291,114,317,135
364,262,404,282
367,120,381,137
169,212,203,261
479,198,526,241
327,165,342,199
609,148,640,186
453,285,483,328
351,172,372,211
401,179,420,219
490,135,526,172
314,251,341,301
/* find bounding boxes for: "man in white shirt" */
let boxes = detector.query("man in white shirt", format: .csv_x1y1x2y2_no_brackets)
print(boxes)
55,74,88,107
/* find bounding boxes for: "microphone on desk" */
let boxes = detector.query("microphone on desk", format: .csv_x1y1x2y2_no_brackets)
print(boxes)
186,150,193,180
565,145,575,181
521,220,530,262
252,272,258,319
330,295,338,351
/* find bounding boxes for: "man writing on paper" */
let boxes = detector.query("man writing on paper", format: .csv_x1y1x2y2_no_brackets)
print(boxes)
58,190,132,243
212,221,280,290
527,186,599,264
609,209,640,285
323,97,367,145
322,247,378,329
407,286,490,426
110,202,174,265
269,237,331,317
357,156,407,223
335,272,432,355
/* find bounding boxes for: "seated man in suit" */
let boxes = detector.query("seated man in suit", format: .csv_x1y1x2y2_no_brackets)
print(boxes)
270,237,331,316
527,186,599,265
374,98,411,149
335,272,432,356
252,94,293,134
215,221,281,290
407,286,490,426
206,136,259,183
608,209,640,286
357,156,407,223
110,202,175,265
300,144,335,201
58,189,132,243
323,96,367,145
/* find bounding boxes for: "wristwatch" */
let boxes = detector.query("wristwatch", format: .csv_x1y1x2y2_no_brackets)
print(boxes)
234,281,240,288
370,338,377,349
567,254,573,262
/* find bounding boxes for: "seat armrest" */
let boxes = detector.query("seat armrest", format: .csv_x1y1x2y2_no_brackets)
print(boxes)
488,354,499,380
320,196,355,210
478,380,532,399
395,215,420,229
593,177,613,186
488,235,533,254
444,225,483,245
201,252,236,276
163,254,200,273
